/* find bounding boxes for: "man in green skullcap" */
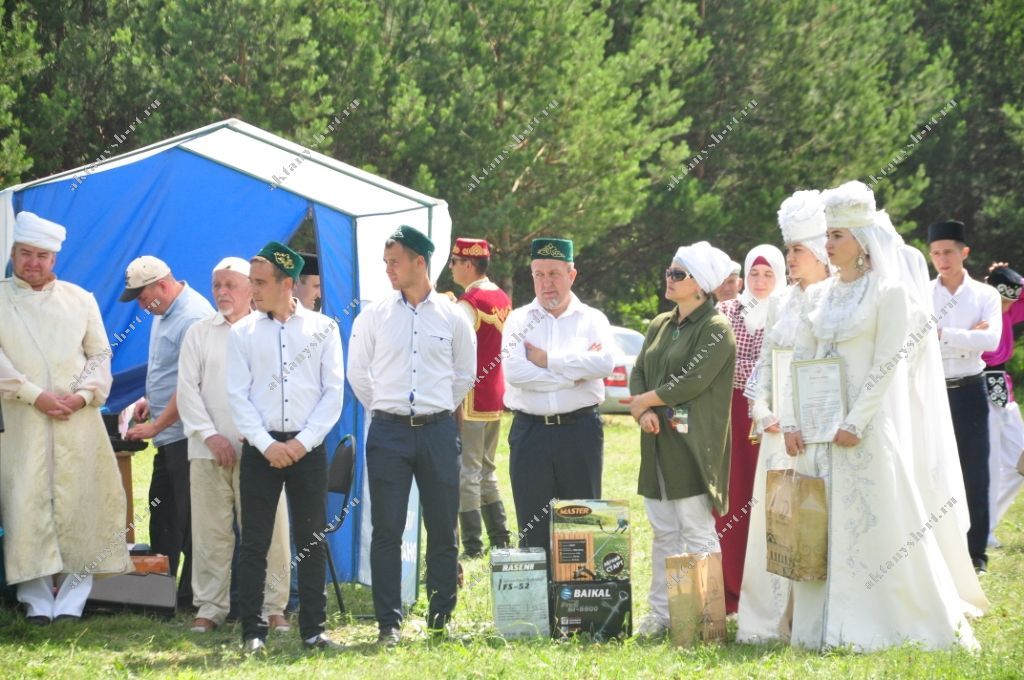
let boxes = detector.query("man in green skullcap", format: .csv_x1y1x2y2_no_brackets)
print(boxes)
348,225,476,645
502,238,615,557
227,241,345,653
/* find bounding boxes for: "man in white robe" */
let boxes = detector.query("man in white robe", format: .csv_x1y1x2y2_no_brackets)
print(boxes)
0,211,129,624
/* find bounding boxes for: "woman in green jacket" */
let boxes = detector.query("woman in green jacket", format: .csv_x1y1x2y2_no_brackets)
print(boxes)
624,241,737,638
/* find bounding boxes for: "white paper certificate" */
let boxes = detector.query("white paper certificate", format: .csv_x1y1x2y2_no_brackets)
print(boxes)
771,349,794,415
791,358,846,444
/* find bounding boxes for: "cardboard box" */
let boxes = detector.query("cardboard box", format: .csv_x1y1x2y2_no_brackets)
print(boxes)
550,499,630,582
666,552,726,646
491,548,550,638
550,580,632,640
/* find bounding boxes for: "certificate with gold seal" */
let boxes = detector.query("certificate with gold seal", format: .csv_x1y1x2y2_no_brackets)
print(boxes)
791,357,846,444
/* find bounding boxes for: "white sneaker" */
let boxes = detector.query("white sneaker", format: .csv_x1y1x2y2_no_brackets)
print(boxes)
636,614,669,638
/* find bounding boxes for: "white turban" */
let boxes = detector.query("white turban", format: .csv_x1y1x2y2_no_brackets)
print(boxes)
213,256,251,277
672,241,734,294
13,211,67,252
778,190,828,264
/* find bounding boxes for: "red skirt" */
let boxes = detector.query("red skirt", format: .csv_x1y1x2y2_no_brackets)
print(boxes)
714,387,759,614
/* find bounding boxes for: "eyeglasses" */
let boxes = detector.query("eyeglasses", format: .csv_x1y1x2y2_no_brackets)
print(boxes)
665,269,692,282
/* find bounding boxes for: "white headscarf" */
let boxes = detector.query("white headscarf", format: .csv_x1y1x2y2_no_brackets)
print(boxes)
672,241,734,295
739,244,786,334
13,211,66,252
778,189,828,265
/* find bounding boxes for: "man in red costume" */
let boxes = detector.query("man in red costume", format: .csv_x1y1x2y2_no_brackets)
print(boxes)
449,238,513,556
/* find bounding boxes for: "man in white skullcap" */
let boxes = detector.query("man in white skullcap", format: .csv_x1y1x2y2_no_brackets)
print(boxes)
714,260,744,301
0,211,130,625
177,257,292,633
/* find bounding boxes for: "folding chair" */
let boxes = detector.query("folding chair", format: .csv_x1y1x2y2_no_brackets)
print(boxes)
324,434,356,615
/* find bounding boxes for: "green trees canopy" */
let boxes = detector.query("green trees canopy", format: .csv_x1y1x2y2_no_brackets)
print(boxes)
3,0,1021,317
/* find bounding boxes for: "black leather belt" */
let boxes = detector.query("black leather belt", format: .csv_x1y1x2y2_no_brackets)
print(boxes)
514,405,599,425
372,410,452,427
945,373,983,389
243,431,300,448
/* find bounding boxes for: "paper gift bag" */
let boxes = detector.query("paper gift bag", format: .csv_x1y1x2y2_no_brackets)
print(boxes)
765,469,827,581
666,552,726,646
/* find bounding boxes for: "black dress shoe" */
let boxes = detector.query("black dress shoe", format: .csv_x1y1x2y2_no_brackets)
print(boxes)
973,558,988,574
302,634,341,651
376,628,401,647
26,615,51,627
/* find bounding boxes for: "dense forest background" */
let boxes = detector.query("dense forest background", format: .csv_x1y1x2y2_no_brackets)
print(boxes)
2,0,1022,329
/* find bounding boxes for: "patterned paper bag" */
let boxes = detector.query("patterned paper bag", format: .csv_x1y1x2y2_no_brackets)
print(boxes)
666,552,726,646
766,469,827,581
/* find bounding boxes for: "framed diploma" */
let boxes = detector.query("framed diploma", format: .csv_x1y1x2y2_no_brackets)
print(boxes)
771,348,794,414
791,357,846,444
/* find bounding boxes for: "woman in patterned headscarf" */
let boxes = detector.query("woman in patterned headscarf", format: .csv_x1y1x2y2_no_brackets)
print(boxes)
715,243,785,615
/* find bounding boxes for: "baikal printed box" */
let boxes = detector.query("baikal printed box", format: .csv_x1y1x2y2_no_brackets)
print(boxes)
550,580,633,640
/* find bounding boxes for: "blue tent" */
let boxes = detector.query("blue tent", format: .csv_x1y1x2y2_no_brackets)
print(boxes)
1,118,453,604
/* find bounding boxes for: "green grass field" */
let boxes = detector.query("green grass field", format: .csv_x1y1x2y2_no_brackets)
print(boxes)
2,413,1022,679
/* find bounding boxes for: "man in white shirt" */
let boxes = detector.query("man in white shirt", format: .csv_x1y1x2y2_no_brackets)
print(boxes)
929,220,1003,573
502,238,615,556
177,257,291,633
294,252,321,311
347,225,476,646
226,242,344,653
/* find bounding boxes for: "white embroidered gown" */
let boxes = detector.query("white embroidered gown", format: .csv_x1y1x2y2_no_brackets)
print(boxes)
783,272,978,651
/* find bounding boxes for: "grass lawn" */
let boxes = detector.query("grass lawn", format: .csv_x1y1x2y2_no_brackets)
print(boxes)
2,413,1022,678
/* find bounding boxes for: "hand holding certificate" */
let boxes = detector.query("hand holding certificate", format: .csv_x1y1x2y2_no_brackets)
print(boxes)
791,358,846,444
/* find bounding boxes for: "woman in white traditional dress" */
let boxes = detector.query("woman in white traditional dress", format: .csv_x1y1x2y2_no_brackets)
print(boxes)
736,190,831,643
781,181,978,651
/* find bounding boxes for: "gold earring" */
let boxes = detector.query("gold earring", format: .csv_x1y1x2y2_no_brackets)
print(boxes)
855,254,866,272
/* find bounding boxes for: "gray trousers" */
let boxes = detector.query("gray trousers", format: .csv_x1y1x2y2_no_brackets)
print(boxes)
459,419,503,511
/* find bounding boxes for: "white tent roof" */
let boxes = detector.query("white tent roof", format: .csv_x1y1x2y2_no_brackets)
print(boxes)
1,118,452,299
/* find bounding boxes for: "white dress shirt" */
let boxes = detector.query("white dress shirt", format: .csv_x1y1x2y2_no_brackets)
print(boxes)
226,302,344,454
177,311,244,460
932,272,1002,379
502,293,615,415
347,289,477,415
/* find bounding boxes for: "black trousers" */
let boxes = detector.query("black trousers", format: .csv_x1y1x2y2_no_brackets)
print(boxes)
149,438,192,607
508,409,603,556
366,415,461,631
947,381,991,563
238,435,327,641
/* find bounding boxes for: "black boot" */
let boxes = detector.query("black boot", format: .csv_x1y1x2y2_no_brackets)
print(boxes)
481,501,513,549
459,510,485,558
